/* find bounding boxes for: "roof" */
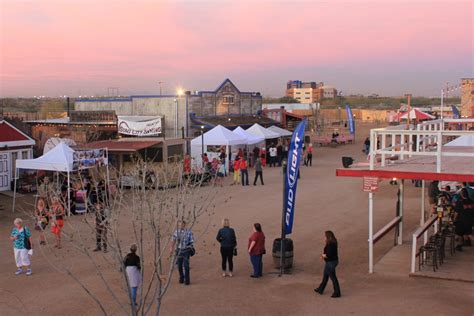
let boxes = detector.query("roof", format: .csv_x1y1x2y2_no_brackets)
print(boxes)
82,139,162,152
0,120,35,147
25,117,116,125
336,146,474,182
191,115,279,129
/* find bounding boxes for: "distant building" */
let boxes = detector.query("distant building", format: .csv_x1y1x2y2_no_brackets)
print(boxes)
75,79,266,136
0,120,35,191
285,80,337,103
461,78,474,117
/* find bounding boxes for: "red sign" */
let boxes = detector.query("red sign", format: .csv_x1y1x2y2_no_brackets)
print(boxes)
363,177,379,192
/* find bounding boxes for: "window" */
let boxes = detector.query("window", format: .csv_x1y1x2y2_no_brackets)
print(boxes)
223,95,234,104
22,151,29,159
305,92,310,94
295,92,301,94
11,152,17,171
305,97,310,99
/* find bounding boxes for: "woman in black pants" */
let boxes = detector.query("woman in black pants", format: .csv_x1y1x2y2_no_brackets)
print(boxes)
216,218,237,277
314,231,341,297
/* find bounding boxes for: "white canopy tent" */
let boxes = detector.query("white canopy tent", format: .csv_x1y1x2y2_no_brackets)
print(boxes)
13,142,75,214
444,135,474,147
246,123,280,139
44,137,77,154
267,125,293,137
190,125,246,172
233,126,265,145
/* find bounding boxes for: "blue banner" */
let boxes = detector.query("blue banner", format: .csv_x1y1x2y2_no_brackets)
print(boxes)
451,105,460,119
346,104,355,135
284,119,307,235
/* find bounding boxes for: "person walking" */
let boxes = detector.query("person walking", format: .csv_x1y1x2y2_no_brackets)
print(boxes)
216,218,237,277
364,137,370,155
240,157,249,186
123,244,141,306
10,218,33,276
171,220,195,285
232,156,241,185
248,223,266,278
252,146,260,167
306,143,313,167
253,157,264,186
314,231,341,298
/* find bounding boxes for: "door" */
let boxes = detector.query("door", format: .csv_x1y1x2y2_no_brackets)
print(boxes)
0,153,10,191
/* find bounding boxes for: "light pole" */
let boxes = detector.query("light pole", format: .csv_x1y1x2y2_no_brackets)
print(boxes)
200,125,205,168
158,81,164,95
176,89,184,139
174,98,178,137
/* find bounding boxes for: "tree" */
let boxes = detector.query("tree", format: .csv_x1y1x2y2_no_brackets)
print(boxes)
19,157,220,315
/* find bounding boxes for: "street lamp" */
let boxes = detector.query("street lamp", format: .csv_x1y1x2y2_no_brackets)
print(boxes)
200,125,205,168
174,98,178,137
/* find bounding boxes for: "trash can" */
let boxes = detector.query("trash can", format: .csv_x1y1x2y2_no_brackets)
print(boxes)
272,238,294,270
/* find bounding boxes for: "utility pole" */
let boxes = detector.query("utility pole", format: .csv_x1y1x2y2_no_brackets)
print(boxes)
158,81,164,95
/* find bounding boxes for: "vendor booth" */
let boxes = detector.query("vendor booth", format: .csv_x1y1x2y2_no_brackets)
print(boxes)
13,142,109,215
190,125,246,172
232,126,265,145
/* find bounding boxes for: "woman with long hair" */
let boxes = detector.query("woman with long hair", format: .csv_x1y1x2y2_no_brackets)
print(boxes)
248,223,265,278
49,196,65,249
34,198,49,245
314,230,341,297
216,218,237,277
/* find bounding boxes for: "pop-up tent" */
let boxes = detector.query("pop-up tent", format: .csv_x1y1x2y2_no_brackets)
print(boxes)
267,125,293,137
233,126,265,145
398,109,435,121
444,135,474,147
246,123,279,139
13,142,75,214
190,125,246,172
44,137,77,154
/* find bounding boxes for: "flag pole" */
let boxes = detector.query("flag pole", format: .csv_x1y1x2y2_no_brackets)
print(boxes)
279,161,287,277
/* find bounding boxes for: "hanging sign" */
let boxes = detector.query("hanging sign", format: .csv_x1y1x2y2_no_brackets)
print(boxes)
363,176,379,192
117,116,162,136
73,148,108,170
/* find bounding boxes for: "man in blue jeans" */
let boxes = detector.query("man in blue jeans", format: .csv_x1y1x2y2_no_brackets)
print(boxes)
171,220,194,285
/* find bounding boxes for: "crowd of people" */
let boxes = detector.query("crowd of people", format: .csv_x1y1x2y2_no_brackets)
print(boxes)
183,138,315,187
429,181,474,251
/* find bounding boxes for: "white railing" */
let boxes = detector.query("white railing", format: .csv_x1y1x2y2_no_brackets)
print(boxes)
411,215,438,273
369,119,474,172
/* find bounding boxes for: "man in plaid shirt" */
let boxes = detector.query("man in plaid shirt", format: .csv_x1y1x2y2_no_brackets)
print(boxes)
171,220,194,285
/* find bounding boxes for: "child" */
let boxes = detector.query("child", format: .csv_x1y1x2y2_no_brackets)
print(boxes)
123,244,141,305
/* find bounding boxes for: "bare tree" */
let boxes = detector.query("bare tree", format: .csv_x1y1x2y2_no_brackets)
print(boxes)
19,157,220,315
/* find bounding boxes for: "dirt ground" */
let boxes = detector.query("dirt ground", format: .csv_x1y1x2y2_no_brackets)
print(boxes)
0,123,473,316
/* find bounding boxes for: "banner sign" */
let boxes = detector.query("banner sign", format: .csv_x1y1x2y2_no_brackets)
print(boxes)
346,104,355,135
117,116,162,136
284,119,307,235
451,105,460,119
73,149,108,170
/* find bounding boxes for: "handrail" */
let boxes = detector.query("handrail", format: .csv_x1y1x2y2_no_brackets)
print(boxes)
411,215,438,273
373,216,402,244
413,215,438,239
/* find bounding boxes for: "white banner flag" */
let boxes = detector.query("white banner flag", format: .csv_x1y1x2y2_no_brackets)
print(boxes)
118,116,162,136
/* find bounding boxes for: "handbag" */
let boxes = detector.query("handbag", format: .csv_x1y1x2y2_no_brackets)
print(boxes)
189,246,196,257
233,247,237,256
23,228,31,250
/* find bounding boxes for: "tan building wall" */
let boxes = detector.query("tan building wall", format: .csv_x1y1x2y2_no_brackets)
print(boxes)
461,78,474,117
75,98,186,137
293,88,313,103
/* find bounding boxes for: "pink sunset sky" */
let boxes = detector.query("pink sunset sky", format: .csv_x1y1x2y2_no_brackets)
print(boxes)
0,0,472,97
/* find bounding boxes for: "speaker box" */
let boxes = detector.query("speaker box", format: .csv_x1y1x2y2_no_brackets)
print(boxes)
342,156,354,168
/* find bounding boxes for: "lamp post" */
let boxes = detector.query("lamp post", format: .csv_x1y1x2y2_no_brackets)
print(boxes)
200,125,205,168
176,89,184,139
173,98,178,137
